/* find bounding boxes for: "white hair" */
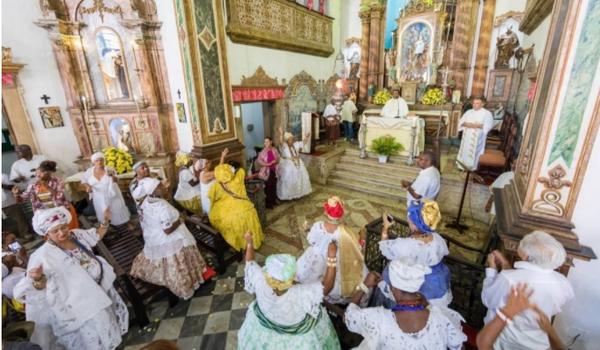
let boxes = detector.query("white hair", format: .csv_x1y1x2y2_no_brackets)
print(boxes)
518,231,566,270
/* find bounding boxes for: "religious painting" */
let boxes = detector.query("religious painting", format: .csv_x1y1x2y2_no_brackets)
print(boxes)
398,21,432,82
108,118,134,152
39,107,64,128
137,132,157,154
287,86,318,136
492,76,506,97
95,28,131,101
134,116,149,129
486,69,514,103
176,103,187,123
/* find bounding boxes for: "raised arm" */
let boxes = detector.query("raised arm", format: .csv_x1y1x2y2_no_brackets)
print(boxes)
219,148,229,165
322,241,337,296
381,212,392,241
244,231,255,262
350,272,381,305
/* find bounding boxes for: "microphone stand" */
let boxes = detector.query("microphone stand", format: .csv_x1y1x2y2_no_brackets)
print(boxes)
445,159,471,233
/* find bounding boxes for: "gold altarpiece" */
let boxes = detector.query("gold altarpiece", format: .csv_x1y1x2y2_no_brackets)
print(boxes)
495,0,597,272
35,0,178,180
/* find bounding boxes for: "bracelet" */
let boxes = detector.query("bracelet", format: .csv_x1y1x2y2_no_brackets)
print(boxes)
32,274,47,290
355,282,369,294
326,262,337,268
326,257,337,263
496,309,513,325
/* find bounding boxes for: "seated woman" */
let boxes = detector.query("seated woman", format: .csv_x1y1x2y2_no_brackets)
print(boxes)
379,200,453,309
255,137,279,209
208,148,264,251
345,260,466,350
130,177,213,300
276,129,312,201
296,196,367,304
197,158,216,215
238,231,340,350
81,152,131,226
14,207,128,350
173,151,202,215
13,160,79,229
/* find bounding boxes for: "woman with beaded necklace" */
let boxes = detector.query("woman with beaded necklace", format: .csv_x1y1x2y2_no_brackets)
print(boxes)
276,127,312,201
345,259,466,349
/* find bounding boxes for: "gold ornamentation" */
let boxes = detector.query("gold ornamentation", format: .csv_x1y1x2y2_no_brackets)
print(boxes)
2,47,12,64
225,0,334,57
241,66,280,87
286,71,318,98
198,26,216,51
532,165,572,216
494,11,525,27
400,0,436,18
79,0,123,22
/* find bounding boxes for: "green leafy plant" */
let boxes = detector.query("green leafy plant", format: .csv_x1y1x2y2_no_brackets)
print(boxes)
370,135,404,156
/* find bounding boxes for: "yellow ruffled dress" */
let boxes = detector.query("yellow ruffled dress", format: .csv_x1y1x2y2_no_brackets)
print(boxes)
208,165,264,251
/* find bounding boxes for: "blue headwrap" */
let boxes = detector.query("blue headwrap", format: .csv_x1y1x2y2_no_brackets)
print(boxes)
407,201,434,234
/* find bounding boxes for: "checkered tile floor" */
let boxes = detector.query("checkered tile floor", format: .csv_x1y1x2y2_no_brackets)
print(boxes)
122,256,262,350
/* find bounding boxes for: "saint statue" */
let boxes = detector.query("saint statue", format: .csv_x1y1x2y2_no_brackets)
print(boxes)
495,27,520,68
343,40,360,79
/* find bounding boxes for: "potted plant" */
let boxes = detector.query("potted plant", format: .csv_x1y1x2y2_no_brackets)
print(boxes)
370,135,403,163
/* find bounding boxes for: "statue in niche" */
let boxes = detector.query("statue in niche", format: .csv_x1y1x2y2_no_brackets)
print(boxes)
385,49,398,85
109,118,134,152
96,29,131,100
495,27,520,68
399,22,431,82
342,39,360,78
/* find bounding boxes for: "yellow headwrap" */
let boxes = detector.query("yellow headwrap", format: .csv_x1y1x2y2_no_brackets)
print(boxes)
175,151,191,168
214,164,234,183
421,199,441,231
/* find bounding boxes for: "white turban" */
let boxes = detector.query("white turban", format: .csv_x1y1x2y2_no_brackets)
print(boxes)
131,177,160,200
132,161,146,171
264,254,296,282
284,132,294,141
32,206,72,236
388,259,431,293
91,152,105,163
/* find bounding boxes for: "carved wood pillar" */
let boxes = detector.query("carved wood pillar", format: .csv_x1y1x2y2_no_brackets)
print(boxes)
471,0,496,96
358,10,370,102
495,0,597,270
451,0,478,96
367,5,385,96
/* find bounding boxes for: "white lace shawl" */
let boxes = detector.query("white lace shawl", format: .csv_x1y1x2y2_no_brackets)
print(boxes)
378,232,449,266
244,261,323,325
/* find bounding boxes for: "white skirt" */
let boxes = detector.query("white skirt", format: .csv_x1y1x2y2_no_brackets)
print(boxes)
276,159,312,200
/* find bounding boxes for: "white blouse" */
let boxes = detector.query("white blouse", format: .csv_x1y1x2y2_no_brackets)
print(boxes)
345,303,466,350
174,167,201,201
138,197,197,260
245,261,323,325
379,232,449,266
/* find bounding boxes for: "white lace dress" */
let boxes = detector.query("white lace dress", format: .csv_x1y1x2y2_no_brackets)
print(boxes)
345,303,466,350
237,261,340,349
82,166,130,225
296,222,368,304
276,141,312,200
199,176,215,215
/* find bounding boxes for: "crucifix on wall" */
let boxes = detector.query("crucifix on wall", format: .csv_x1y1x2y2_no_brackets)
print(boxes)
40,94,50,104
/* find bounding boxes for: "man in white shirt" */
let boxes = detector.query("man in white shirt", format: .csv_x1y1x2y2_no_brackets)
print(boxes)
401,151,440,206
340,94,358,142
380,86,409,119
456,96,494,170
2,174,31,240
323,98,341,146
9,144,46,189
482,231,573,350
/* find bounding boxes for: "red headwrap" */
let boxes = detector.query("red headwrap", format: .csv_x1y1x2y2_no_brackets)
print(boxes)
323,196,344,220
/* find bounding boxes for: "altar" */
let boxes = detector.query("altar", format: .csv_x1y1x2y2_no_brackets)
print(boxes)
359,109,425,158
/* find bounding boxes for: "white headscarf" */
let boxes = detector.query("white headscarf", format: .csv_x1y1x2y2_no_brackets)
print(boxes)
131,177,160,200
32,206,72,236
284,132,294,141
132,161,146,171
91,152,105,163
264,254,296,282
388,259,431,293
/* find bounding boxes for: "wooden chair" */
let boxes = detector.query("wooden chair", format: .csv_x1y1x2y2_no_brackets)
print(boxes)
479,117,518,175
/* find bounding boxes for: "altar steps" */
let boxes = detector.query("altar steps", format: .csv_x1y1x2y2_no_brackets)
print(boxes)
327,148,420,202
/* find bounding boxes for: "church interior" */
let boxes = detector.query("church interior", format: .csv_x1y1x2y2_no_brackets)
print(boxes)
1,0,600,349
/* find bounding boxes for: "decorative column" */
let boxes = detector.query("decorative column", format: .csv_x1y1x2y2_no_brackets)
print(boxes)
367,4,385,95
450,0,479,96
358,10,371,102
470,0,496,96
495,0,598,271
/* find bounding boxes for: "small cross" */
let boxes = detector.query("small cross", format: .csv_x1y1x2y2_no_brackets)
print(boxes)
177,89,182,100
40,94,50,105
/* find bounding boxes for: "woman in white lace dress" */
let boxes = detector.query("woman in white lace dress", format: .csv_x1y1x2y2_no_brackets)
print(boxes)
130,177,214,300
296,196,367,304
276,130,312,200
173,151,202,215
81,152,131,226
345,260,466,350
238,231,340,349
14,207,129,350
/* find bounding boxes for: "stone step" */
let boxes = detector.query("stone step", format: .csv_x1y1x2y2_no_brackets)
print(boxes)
334,163,406,183
330,169,403,190
337,155,420,175
344,147,413,162
328,177,406,201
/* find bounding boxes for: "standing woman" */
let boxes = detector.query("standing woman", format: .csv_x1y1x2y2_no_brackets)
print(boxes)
130,177,212,299
81,152,130,226
208,148,264,251
14,207,129,350
276,128,312,201
13,160,79,230
255,137,279,208
173,151,202,215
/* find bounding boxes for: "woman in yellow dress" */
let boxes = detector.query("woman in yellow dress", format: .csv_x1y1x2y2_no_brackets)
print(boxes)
208,148,264,251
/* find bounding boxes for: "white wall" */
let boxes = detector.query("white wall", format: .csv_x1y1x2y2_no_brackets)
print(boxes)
226,0,343,84
521,15,551,63
553,132,600,349
342,0,362,40
156,0,194,152
2,1,81,175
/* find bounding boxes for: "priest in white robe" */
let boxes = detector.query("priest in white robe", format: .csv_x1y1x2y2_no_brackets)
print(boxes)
380,86,409,119
456,96,494,170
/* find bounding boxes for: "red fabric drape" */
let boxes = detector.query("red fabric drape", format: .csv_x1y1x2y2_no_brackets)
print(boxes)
319,0,325,14
232,87,286,102
2,73,14,86
306,0,314,10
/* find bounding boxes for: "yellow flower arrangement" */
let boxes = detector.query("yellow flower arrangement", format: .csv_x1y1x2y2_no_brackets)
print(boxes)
421,87,446,105
373,89,392,105
103,147,133,174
